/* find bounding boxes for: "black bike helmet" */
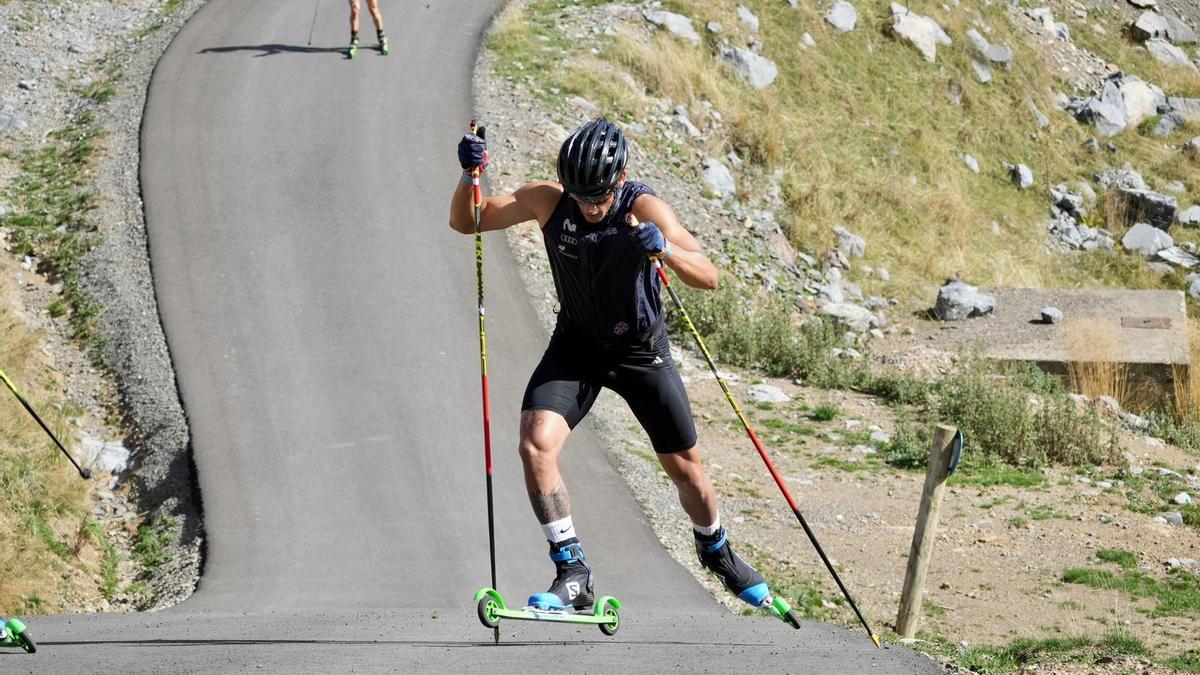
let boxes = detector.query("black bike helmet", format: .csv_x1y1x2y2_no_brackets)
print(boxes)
557,118,628,198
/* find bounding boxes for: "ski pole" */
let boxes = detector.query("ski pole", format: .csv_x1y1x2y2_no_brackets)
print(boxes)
628,215,879,648
0,367,91,480
467,121,500,645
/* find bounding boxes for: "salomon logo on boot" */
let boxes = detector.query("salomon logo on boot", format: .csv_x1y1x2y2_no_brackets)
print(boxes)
527,539,594,611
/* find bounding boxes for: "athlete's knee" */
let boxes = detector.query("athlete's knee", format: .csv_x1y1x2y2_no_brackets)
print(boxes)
518,411,564,465
660,446,709,486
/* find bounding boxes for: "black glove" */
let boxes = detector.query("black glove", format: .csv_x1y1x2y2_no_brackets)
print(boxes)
458,127,488,171
630,220,669,259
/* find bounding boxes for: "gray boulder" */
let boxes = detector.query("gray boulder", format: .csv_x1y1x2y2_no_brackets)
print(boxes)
1041,307,1064,324
934,281,995,320
1116,188,1178,230
1153,112,1187,136
1051,184,1085,218
747,383,790,403
1095,168,1147,191
1122,222,1173,256
1169,97,1200,122
889,4,951,62
1156,246,1200,268
1119,77,1166,126
1131,11,1170,41
702,157,737,198
1164,13,1198,44
1147,39,1197,70
983,43,1013,69
1179,206,1200,227
834,226,867,258
826,1,858,32
721,46,778,89
819,302,881,332
1004,162,1034,189
737,5,760,32
971,60,993,83
644,11,701,46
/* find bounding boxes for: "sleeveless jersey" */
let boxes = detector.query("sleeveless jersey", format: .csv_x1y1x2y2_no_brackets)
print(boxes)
541,181,663,342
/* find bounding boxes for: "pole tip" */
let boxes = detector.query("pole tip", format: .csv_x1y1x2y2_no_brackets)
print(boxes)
493,627,500,644
80,468,92,480
871,634,881,649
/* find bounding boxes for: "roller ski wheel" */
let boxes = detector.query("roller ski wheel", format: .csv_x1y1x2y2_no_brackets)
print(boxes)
473,588,621,636
768,596,801,630
347,37,359,59
2,618,36,653
379,39,389,55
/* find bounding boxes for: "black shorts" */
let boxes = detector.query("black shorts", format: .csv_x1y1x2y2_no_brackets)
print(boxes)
521,323,697,453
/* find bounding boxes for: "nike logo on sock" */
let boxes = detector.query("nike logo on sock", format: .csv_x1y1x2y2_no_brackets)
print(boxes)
559,527,570,534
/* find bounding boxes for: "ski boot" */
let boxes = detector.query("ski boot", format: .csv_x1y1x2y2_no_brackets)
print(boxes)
377,31,389,55
527,539,594,611
347,35,360,59
0,618,36,653
696,529,800,629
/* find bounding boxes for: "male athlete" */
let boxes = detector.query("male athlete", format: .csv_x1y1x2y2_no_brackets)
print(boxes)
448,118,782,613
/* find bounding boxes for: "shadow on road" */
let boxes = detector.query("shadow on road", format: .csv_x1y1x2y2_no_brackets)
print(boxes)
42,638,768,648
199,44,347,57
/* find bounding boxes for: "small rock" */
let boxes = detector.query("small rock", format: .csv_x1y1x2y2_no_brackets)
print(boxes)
801,32,816,49
834,226,866,258
889,3,952,63
1161,511,1185,526
706,21,722,34
747,383,790,403
1004,162,1034,189
736,5,760,32
825,1,858,32
1026,96,1050,129
1174,492,1194,505
1180,206,1200,227
1131,11,1170,41
644,10,701,46
1146,39,1197,70
1041,307,1063,324
721,46,779,89
702,157,737,199
971,60,992,83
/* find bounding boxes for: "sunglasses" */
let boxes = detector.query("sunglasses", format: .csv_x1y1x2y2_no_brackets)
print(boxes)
569,190,615,206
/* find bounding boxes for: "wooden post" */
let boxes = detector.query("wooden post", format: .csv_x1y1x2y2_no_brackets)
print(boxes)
896,424,958,638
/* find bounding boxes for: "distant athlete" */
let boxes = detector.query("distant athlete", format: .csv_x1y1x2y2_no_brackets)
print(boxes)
448,118,785,614
347,0,387,58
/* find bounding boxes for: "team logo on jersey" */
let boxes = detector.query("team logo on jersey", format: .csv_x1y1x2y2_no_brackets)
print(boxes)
563,218,576,233
613,321,630,336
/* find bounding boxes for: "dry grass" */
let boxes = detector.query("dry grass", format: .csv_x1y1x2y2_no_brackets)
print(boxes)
1063,317,1136,410
0,271,96,614
490,0,1197,304
1172,318,1200,424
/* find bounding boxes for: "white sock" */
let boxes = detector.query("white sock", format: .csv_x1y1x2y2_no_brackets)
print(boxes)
542,516,576,544
692,514,721,537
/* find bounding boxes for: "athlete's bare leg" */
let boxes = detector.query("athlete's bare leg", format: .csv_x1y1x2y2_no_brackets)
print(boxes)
348,0,360,34
518,410,574,525
365,0,384,32
657,446,719,526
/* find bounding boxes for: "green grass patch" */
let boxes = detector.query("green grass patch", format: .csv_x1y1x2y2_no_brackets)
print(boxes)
133,514,177,572
1095,548,1138,569
1,110,107,363
910,632,1149,674
809,404,839,422
86,521,120,599
1062,568,1200,618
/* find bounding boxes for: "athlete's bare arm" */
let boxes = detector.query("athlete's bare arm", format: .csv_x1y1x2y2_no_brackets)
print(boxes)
449,180,562,234
631,194,719,290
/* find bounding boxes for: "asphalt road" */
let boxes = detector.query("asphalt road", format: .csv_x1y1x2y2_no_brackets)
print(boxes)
11,1,940,671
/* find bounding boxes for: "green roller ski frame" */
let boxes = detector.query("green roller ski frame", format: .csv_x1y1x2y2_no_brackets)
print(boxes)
767,596,802,629
474,588,622,636
1,618,37,653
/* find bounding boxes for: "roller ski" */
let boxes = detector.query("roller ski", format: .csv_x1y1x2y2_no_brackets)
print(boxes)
347,35,359,59
0,618,36,653
474,539,621,635
696,528,801,629
377,31,389,55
